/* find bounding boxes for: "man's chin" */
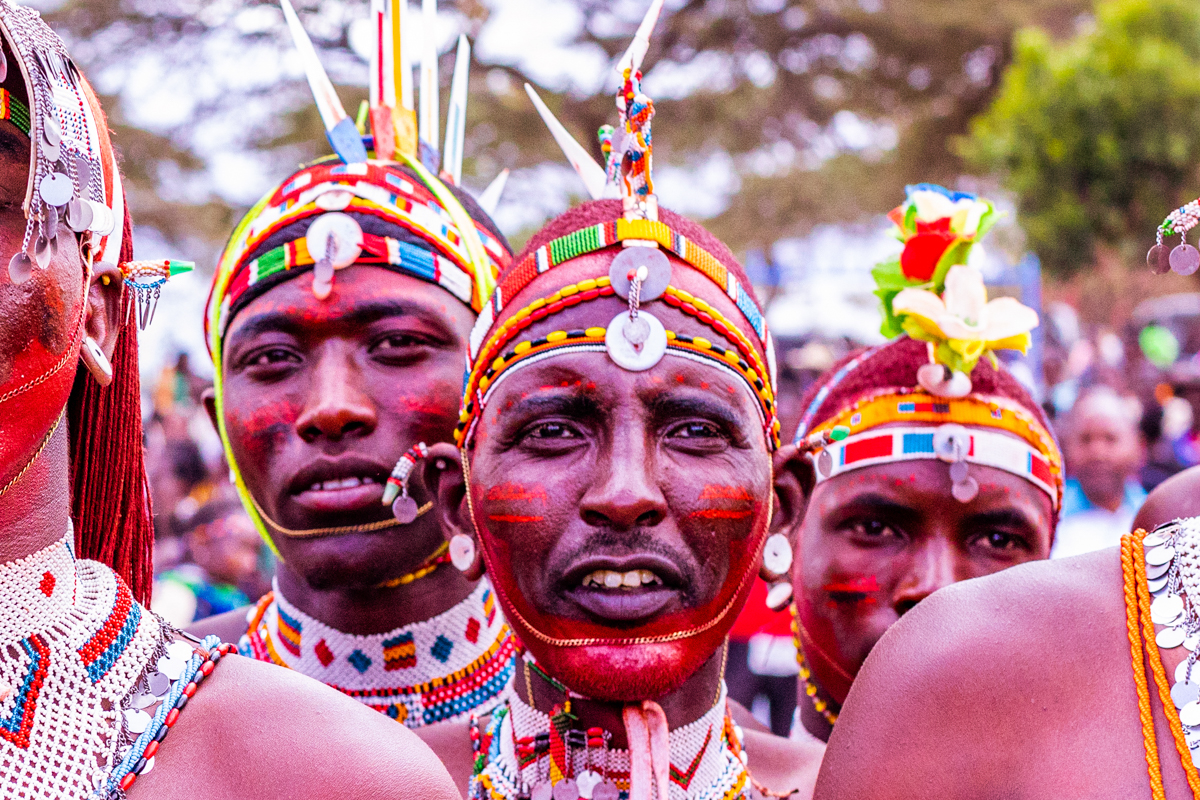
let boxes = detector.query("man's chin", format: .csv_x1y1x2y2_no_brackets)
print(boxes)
527,638,721,703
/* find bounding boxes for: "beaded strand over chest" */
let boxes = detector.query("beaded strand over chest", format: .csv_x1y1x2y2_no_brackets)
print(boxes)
0,532,213,799
241,579,517,727
470,684,752,800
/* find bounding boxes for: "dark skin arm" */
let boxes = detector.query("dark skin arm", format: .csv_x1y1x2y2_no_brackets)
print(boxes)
134,654,462,800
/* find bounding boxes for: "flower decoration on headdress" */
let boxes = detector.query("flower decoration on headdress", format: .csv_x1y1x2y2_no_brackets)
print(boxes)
873,184,1037,397
599,68,655,201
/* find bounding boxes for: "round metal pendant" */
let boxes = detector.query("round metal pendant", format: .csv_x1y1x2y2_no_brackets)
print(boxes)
576,771,602,800
88,201,115,236
0,47,8,84
66,198,93,232
1151,594,1184,625
951,477,979,503
591,782,619,800
1145,532,1168,548
816,449,833,478
932,424,970,463
609,247,671,302
1147,546,1177,567
315,189,353,211
761,533,793,579
1174,679,1200,709
7,252,31,283
949,461,970,483
38,172,73,207
40,139,60,165
1149,244,1173,275
1172,244,1200,276
1158,626,1187,650
306,213,363,269
1182,701,1200,729
42,114,61,148
1149,574,1171,595
1179,659,1193,684
531,783,554,800
552,779,580,800
605,311,667,371
1187,634,1200,652
76,154,93,193
391,495,419,524
32,233,51,268
1148,558,1173,580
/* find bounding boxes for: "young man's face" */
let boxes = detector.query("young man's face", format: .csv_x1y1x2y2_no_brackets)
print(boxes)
0,123,87,486
462,251,774,702
792,450,1053,702
217,264,474,588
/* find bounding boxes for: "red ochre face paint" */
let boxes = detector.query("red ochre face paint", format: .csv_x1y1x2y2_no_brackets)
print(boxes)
823,575,880,594
689,509,753,520
699,485,754,501
487,483,548,503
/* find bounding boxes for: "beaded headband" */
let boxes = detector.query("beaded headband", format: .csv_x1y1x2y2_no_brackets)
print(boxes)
804,390,1063,509
208,0,511,556
460,3,778,449
1148,199,1200,276
0,2,191,326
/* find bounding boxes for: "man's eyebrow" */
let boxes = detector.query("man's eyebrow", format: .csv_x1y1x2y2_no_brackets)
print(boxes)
508,393,602,419
0,126,27,160
963,508,1040,533
230,299,445,341
647,393,748,430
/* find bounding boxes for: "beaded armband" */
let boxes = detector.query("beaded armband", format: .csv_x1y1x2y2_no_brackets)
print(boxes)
102,635,235,797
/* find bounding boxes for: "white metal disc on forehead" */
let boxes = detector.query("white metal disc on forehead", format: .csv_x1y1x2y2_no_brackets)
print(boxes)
605,310,666,371
305,211,363,269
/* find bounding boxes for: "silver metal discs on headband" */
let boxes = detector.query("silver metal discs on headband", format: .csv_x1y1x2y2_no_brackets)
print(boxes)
604,246,671,371
1150,201,1200,276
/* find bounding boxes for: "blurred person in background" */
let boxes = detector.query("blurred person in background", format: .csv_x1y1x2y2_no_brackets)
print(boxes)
145,422,210,570
154,497,270,627
784,186,1059,744
1051,387,1146,558
725,579,799,737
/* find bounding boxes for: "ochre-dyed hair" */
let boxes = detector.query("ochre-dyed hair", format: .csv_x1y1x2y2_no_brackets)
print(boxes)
511,199,753,293
796,336,1056,443
67,194,154,604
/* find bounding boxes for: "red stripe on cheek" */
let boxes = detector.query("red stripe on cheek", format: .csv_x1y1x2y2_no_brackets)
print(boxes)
689,509,753,520
487,515,545,522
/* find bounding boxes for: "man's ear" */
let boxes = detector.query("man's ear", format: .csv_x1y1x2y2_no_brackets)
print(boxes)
772,442,815,538
421,442,483,578
201,387,219,433
84,261,124,361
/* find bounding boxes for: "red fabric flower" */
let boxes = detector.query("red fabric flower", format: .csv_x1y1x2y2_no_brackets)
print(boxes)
901,219,956,281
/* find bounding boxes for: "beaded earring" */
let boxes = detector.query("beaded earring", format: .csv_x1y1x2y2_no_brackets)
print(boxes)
1149,199,1200,276
382,442,430,523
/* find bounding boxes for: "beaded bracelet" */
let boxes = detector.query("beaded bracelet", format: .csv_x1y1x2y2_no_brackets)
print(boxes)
106,636,236,795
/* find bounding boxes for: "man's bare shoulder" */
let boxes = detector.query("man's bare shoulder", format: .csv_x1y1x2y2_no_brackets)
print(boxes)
1135,468,1200,532
186,604,254,644
417,716,475,796
136,654,460,800
816,548,1132,800
743,728,824,800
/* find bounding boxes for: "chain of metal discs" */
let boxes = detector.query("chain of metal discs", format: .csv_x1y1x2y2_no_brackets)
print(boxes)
1145,520,1200,765
0,0,114,284
1148,200,1200,277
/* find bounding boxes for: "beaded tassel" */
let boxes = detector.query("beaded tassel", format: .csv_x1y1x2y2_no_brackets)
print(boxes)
1149,199,1200,276
119,259,195,329
383,442,430,523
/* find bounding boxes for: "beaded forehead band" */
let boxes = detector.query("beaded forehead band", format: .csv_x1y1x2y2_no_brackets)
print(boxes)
800,389,1063,509
1148,199,1200,276
207,0,512,555
460,2,778,449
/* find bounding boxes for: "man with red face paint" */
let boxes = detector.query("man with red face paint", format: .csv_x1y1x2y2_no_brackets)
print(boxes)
783,186,1061,743
192,4,518,729
415,28,825,799
0,4,459,798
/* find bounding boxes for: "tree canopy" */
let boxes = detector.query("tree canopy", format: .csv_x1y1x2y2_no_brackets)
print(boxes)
965,0,1200,277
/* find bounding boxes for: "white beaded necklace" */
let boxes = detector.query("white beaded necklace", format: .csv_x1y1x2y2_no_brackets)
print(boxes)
0,529,184,799
241,578,517,727
471,681,752,800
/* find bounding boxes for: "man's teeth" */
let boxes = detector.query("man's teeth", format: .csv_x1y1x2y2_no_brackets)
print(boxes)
582,569,663,588
309,476,377,492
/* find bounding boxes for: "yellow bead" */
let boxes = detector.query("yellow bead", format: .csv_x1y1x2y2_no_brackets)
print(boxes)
515,341,532,354
597,277,612,287
530,298,546,311
492,357,505,371
665,330,677,340
547,331,568,343
479,376,491,392
578,279,597,292
585,327,606,338
560,284,579,297
693,337,711,350
723,350,740,365
548,291,562,303
805,684,817,697
677,289,694,304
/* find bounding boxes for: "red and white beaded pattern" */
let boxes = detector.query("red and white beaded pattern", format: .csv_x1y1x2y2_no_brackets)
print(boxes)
245,579,514,726
476,684,749,800
0,534,168,799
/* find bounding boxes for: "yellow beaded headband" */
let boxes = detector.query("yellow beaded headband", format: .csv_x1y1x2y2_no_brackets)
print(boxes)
805,390,1063,509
